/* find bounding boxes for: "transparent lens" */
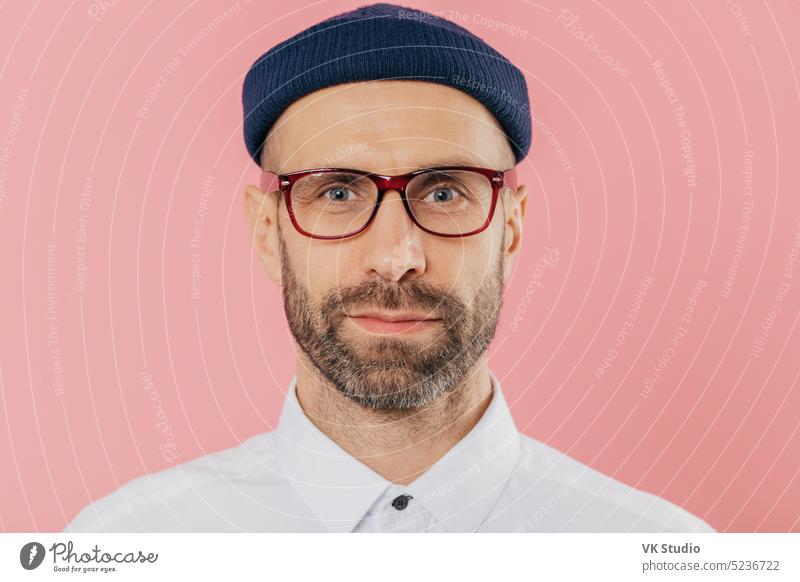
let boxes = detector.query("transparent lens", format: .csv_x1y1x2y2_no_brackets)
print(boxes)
406,170,493,235
288,170,495,237
290,172,378,237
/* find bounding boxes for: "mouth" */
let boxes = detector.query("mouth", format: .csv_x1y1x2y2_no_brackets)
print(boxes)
345,310,442,335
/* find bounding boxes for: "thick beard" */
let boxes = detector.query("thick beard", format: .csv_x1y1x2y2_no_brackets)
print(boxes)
278,223,505,410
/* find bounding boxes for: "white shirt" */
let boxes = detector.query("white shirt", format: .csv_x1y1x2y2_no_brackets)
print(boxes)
64,371,715,533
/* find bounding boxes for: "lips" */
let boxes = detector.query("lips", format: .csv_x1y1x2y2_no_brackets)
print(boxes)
346,310,442,334
348,310,438,322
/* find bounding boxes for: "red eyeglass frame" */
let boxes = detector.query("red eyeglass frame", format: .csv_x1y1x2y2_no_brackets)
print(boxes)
259,166,518,240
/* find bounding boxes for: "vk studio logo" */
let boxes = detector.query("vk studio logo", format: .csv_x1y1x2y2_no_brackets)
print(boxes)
20,542,46,570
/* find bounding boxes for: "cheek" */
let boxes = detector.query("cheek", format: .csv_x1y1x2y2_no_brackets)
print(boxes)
458,230,505,293
427,241,497,297
464,215,505,266
462,247,498,288
285,240,363,296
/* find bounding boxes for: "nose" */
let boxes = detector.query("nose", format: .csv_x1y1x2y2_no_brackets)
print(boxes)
360,189,426,282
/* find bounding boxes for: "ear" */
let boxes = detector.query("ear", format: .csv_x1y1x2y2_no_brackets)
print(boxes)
502,183,528,283
243,184,282,282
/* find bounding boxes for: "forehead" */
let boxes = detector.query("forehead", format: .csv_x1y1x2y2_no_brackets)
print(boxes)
262,80,514,174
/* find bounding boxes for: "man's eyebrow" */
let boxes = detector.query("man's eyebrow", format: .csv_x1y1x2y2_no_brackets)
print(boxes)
276,157,503,174
415,157,485,169
422,154,516,170
425,162,478,168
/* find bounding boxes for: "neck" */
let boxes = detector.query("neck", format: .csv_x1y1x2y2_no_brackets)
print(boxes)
294,353,494,485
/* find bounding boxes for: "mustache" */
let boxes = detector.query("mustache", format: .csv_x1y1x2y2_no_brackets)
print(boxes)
322,278,465,320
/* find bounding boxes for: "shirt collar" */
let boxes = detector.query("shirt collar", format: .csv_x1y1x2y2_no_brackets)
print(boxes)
274,369,522,532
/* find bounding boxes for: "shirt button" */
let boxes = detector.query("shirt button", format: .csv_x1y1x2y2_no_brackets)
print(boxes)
391,494,412,510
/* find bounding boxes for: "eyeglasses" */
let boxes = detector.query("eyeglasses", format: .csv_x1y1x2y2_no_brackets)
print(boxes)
259,166,517,240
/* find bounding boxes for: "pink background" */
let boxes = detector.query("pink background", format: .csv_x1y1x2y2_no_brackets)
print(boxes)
0,0,798,532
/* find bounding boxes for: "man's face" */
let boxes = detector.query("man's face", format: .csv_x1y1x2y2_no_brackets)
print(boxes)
246,80,527,410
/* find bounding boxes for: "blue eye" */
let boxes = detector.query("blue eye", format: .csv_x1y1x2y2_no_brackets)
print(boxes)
428,187,456,202
325,187,354,201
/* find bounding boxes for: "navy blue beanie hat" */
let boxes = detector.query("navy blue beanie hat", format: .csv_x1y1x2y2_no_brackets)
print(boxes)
242,3,532,166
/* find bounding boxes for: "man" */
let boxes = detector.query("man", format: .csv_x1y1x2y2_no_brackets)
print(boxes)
64,3,714,533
